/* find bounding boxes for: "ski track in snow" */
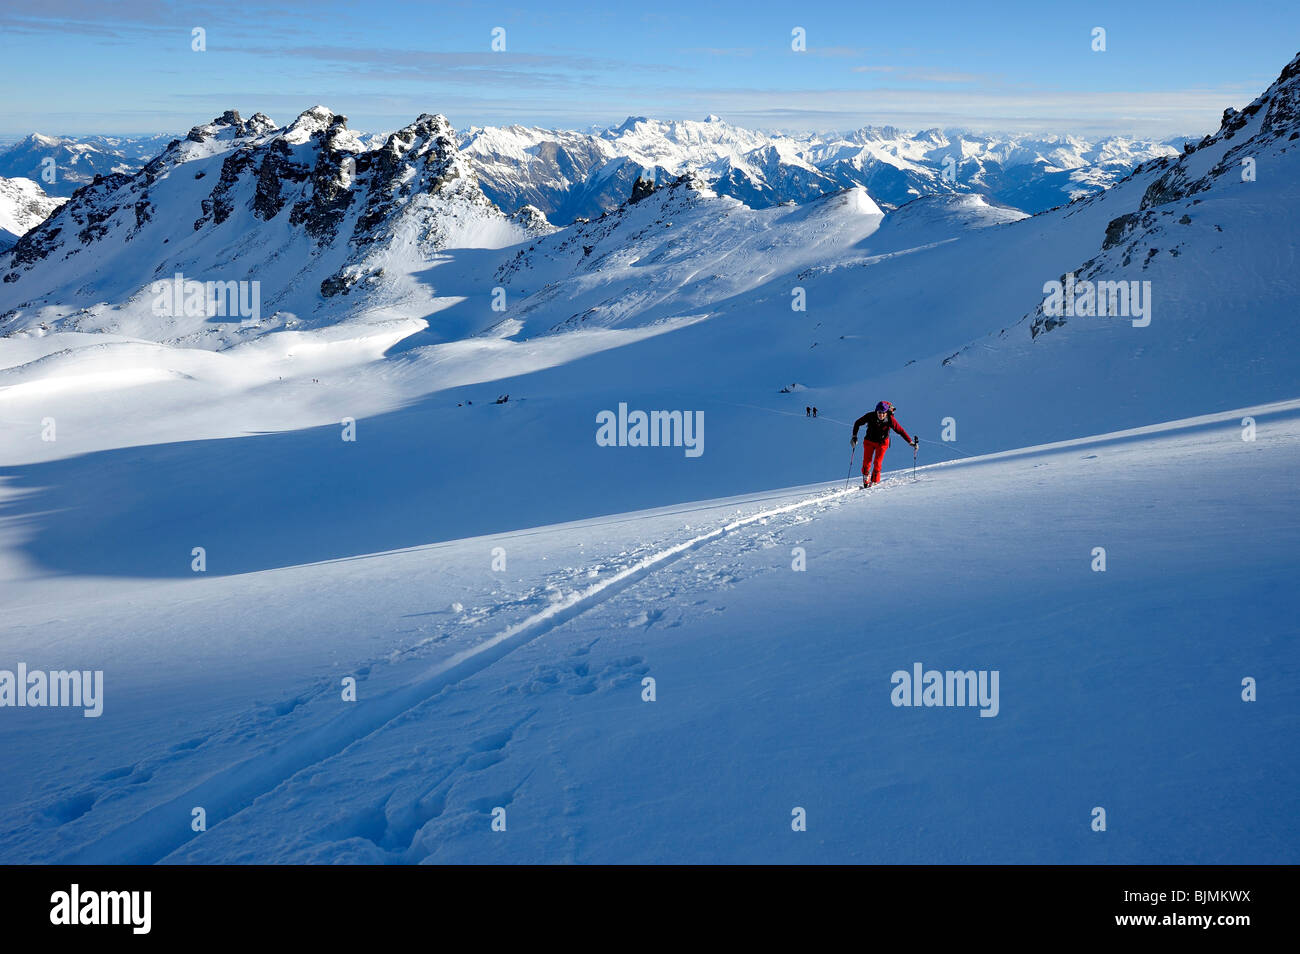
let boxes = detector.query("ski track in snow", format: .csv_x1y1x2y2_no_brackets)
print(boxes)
59,479,880,863
15,400,1296,863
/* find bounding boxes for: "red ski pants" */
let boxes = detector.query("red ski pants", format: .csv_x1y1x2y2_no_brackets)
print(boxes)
861,440,888,484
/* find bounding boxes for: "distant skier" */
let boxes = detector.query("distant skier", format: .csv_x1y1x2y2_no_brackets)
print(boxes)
812,406,818,418
851,401,916,488
806,406,811,417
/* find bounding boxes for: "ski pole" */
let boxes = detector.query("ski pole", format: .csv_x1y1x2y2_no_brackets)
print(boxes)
845,443,856,490
913,439,918,480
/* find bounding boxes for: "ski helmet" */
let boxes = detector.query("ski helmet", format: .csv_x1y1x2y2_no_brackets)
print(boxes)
875,401,893,413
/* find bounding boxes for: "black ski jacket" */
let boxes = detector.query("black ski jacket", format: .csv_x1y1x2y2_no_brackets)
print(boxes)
852,410,912,446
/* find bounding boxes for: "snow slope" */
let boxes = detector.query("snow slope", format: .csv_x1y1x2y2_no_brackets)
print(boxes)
0,402,1294,863
0,177,64,251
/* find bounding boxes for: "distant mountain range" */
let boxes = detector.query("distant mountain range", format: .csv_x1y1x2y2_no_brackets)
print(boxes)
0,118,1182,236
459,117,1183,222
0,133,176,197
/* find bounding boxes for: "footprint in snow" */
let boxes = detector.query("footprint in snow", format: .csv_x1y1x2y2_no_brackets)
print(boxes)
628,608,664,628
169,735,209,752
42,791,97,825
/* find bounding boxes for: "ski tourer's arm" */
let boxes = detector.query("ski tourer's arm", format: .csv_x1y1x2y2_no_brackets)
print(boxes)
851,412,871,441
890,417,914,444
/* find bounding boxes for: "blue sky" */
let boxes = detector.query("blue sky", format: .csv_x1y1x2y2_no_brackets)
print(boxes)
1,0,1296,138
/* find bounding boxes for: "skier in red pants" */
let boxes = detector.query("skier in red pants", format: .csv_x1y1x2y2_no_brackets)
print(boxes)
851,401,917,488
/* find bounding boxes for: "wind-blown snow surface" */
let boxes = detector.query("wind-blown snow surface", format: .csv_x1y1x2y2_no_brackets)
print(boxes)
0,403,1295,863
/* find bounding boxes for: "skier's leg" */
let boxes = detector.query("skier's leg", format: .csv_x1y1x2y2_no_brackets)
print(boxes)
862,442,882,485
872,443,887,484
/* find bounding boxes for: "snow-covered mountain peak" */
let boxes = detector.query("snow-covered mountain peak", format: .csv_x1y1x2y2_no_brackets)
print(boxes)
827,183,885,217
281,105,344,145
0,107,530,345
382,113,461,170
184,109,276,146
613,116,651,134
